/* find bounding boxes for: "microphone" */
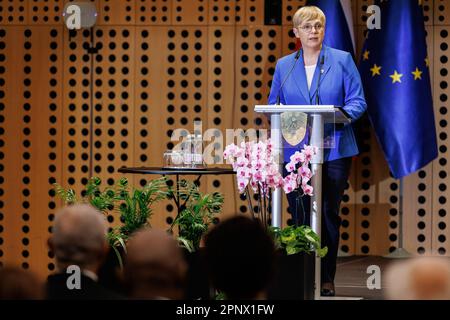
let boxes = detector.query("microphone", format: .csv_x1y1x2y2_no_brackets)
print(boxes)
315,55,325,105
276,49,301,105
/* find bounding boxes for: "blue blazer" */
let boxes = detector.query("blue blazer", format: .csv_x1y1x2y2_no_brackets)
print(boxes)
268,45,367,163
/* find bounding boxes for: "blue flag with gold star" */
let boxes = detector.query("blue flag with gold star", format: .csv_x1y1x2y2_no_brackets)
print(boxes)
359,0,437,178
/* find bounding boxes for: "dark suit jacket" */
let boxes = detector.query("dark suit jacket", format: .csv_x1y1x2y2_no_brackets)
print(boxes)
46,273,124,300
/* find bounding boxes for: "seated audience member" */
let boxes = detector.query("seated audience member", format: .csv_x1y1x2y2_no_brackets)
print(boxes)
123,229,187,299
204,215,276,300
385,256,450,300
0,266,44,299
46,204,123,299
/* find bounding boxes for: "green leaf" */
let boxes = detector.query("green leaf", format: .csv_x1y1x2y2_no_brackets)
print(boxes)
178,236,195,253
317,246,328,258
116,235,127,255
273,224,327,257
281,233,296,243
286,245,298,255
52,183,78,204
214,291,226,300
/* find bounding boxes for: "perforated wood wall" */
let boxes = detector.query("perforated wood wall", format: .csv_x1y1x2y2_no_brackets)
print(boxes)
0,0,449,280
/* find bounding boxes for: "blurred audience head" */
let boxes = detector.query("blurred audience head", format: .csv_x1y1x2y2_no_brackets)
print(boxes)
0,266,44,300
385,255,450,300
204,215,275,300
49,204,108,273
124,229,187,300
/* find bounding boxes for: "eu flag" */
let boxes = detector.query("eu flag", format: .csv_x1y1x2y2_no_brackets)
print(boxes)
307,0,355,56
359,0,437,178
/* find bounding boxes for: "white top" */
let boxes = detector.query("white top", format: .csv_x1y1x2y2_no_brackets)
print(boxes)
305,64,316,91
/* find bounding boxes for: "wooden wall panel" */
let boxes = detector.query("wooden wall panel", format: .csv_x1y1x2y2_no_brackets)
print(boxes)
355,0,374,26
246,0,264,25
91,26,136,230
402,24,435,256
172,0,208,25
431,23,450,255
61,28,91,195
22,26,63,278
28,0,62,25
205,26,238,222
281,25,296,56
99,0,135,25
134,26,170,169
339,165,356,256
0,28,4,267
282,0,305,26
0,0,27,25
136,0,172,25
233,25,282,223
354,123,394,256
0,27,25,269
134,26,172,230
434,0,449,25
0,26,62,278
208,0,246,25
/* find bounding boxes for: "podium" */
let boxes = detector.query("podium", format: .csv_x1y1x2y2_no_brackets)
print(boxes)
254,105,351,299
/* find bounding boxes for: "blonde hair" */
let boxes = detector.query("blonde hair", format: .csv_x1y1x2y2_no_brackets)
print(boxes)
293,6,326,28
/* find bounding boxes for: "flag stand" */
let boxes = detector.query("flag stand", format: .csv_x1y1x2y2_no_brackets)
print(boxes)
384,178,411,258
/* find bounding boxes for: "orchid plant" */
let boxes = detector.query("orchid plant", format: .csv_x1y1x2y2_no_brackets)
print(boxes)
282,145,317,196
223,139,317,227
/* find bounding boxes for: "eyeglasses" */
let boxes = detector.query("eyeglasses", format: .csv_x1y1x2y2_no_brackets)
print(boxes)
298,23,324,33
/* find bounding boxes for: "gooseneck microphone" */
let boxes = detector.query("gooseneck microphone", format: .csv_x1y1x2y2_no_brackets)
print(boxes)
276,49,301,105
315,55,325,105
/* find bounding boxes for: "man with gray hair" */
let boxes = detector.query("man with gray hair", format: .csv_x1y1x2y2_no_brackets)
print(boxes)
46,204,123,299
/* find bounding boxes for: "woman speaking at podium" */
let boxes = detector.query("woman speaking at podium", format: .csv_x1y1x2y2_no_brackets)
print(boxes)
267,6,367,297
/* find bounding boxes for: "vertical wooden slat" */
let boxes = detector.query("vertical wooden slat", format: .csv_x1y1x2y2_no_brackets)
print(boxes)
25,26,63,278
1,27,24,268
61,28,91,195
206,26,237,223
432,23,450,255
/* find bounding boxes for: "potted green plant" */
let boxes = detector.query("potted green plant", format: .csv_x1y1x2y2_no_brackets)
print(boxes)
53,176,170,268
169,179,224,253
167,179,224,300
53,176,170,294
268,224,327,300
270,224,328,257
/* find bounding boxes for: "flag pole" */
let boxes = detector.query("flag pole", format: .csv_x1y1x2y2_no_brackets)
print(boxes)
384,177,411,258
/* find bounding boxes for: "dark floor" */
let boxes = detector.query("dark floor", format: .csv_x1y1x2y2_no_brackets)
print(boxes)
333,256,391,300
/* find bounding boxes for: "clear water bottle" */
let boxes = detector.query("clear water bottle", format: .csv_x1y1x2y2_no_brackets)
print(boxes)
182,134,193,167
192,134,204,168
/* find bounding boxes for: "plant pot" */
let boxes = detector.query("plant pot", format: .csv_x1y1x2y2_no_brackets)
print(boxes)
183,248,212,300
267,249,315,300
